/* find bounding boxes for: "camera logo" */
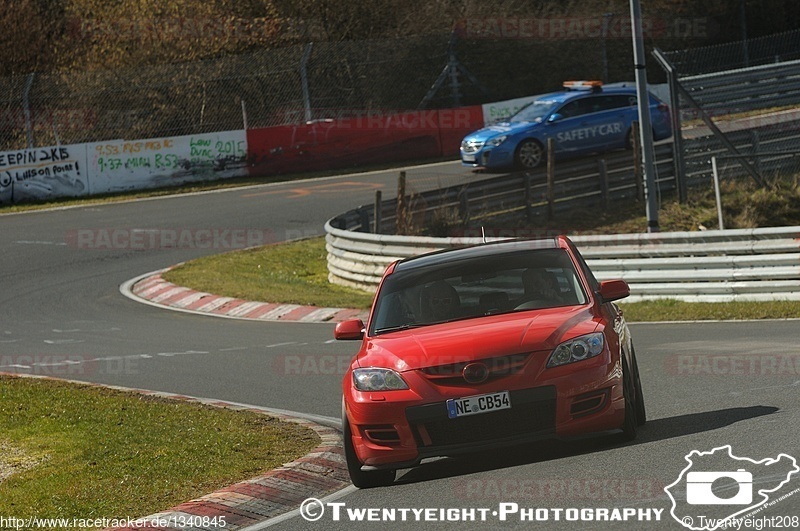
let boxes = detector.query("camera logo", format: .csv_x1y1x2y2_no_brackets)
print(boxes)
686,469,752,505
665,445,799,531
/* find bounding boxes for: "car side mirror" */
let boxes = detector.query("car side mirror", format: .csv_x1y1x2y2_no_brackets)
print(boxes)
334,319,365,340
598,279,630,303
547,113,563,123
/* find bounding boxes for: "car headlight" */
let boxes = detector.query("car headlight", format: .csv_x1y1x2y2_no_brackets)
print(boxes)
353,368,409,391
547,332,605,368
485,135,507,147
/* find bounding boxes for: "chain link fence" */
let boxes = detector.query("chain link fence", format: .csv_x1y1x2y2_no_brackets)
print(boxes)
656,28,800,194
662,28,800,76
0,28,687,152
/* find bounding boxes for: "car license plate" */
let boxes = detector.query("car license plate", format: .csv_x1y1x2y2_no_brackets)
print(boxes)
446,391,511,419
462,154,476,162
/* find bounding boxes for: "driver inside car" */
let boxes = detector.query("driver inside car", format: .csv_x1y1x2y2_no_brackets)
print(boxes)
519,268,564,305
420,281,460,322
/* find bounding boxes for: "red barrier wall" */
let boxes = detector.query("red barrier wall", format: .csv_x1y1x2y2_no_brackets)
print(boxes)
246,106,483,176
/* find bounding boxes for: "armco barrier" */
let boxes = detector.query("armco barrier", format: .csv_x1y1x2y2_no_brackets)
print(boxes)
324,219,800,303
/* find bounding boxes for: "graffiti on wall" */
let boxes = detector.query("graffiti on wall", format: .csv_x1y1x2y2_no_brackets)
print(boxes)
87,131,247,193
0,145,88,203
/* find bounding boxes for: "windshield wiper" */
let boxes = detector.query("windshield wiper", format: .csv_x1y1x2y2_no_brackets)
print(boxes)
373,323,427,335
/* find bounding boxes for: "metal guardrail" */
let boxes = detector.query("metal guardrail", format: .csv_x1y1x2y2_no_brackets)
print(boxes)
680,59,800,115
325,220,800,302
328,145,677,237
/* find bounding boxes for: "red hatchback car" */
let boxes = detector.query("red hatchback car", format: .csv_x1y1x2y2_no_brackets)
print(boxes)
335,236,646,488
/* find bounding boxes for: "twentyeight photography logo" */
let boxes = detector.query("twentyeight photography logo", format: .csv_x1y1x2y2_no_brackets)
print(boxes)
665,445,799,530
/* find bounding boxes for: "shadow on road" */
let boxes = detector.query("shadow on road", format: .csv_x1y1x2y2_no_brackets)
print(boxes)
393,405,778,486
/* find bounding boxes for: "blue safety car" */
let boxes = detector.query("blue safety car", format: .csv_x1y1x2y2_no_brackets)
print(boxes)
460,81,672,170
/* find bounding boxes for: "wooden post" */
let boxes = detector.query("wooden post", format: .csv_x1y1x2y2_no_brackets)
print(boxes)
546,138,555,219
523,173,532,223
396,171,407,235
598,158,609,209
750,129,761,178
632,121,644,202
458,187,470,224
373,190,382,234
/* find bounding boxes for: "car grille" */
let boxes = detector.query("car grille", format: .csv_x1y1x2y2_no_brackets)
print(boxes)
406,386,556,448
418,353,531,386
461,140,483,154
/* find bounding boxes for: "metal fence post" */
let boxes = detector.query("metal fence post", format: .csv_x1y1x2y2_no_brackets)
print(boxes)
632,121,644,202
23,73,35,149
547,138,555,219
300,43,314,123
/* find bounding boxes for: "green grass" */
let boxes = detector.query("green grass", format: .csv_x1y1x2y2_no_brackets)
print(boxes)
163,237,800,321
0,376,318,525
163,238,375,309
619,299,800,322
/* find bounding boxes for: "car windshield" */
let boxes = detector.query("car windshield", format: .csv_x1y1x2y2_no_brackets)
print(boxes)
370,248,587,335
508,101,558,123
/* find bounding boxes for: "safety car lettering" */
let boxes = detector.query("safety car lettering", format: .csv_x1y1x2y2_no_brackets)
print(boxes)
556,123,623,142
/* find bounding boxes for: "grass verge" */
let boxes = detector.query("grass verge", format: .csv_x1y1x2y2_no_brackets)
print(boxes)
162,237,800,321
0,376,319,525
164,238,375,309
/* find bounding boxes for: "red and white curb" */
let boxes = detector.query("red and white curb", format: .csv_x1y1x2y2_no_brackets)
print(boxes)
0,373,350,530
122,270,369,323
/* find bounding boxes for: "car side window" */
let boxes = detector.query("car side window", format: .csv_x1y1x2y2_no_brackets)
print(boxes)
557,100,583,119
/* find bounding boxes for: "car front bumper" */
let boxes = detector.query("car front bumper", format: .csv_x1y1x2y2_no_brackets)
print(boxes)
344,351,625,469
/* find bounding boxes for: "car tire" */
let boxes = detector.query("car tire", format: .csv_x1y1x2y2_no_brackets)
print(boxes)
631,346,647,426
625,128,635,150
620,357,638,442
515,139,544,169
343,416,396,488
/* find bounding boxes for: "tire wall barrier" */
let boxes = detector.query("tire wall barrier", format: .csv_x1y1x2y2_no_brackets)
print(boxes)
325,217,800,303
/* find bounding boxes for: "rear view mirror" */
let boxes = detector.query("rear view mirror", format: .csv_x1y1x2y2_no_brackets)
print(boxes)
547,113,564,123
598,279,630,303
334,319,365,340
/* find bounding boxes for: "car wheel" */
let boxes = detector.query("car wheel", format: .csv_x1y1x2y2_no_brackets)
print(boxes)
515,139,544,169
625,128,635,150
343,417,396,488
620,357,638,441
631,346,647,426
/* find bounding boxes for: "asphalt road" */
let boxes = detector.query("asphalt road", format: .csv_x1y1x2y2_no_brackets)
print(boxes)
2,159,799,530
